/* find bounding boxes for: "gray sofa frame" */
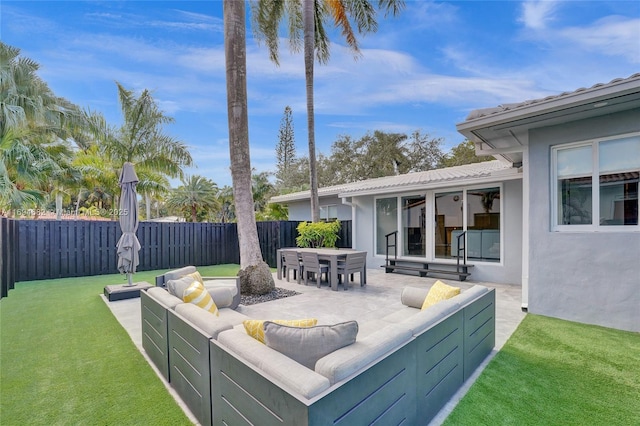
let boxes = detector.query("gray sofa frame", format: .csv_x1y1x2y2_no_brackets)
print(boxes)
158,288,495,426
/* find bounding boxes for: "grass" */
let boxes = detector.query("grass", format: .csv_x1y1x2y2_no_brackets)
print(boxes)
444,314,640,426
0,265,239,426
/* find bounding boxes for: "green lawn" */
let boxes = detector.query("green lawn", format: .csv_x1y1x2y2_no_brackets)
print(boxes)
0,265,239,426
444,314,640,426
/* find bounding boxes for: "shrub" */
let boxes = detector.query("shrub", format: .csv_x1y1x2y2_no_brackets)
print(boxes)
296,220,341,248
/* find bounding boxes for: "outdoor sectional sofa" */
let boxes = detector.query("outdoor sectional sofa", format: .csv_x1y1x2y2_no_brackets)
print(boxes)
141,280,495,426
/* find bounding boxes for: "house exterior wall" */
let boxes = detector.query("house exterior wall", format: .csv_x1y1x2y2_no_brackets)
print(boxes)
351,178,523,286
527,108,640,332
285,195,352,221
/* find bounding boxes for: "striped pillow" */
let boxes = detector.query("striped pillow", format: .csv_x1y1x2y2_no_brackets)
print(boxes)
183,280,219,316
243,318,318,343
186,271,204,285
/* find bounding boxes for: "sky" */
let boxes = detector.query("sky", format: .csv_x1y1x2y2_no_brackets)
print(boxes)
2,1,639,187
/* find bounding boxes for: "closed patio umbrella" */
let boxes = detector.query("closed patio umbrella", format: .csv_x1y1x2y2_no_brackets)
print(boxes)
116,162,141,286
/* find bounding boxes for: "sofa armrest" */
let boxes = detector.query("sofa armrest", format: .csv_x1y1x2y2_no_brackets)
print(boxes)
401,286,430,309
217,329,331,399
146,286,183,309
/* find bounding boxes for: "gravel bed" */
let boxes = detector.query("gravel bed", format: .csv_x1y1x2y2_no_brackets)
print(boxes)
240,287,301,306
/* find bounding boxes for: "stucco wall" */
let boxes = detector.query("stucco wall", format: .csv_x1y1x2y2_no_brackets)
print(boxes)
527,108,640,332
285,196,352,221
352,180,523,286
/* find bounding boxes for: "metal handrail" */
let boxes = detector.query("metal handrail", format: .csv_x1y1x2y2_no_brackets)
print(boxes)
455,231,467,272
384,231,398,264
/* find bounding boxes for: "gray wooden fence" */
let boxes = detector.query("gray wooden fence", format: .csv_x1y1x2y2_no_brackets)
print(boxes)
8,219,352,284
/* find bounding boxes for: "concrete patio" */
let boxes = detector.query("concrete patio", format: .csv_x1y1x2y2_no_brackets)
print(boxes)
103,268,525,425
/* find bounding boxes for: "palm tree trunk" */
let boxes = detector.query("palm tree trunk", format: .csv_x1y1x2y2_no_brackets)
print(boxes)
145,193,152,220
223,0,266,270
303,0,320,222
55,192,63,220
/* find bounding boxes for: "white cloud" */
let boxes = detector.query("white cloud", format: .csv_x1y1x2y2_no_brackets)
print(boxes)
560,16,640,63
520,0,559,30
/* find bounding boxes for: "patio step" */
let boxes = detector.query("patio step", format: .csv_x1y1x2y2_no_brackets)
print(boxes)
382,260,473,281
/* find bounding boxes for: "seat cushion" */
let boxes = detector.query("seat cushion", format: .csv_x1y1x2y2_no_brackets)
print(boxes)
263,321,358,369
421,280,461,310
174,303,232,339
243,318,318,343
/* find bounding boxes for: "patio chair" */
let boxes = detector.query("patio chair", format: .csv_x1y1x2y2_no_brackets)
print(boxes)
300,252,330,288
336,252,367,290
283,251,303,284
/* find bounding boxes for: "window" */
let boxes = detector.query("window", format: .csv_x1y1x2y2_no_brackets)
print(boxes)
376,198,397,256
553,134,640,230
435,188,501,263
402,195,426,256
319,205,338,221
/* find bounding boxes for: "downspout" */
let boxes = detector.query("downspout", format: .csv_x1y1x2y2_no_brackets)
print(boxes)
341,197,356,249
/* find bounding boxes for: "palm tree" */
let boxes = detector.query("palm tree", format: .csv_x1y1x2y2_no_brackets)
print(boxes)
224,0,275,295
251,0,405,221
0,42,85,215
166,175,218,222
101,82,193,216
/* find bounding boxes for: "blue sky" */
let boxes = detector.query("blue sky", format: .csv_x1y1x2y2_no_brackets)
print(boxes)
2,1,639,187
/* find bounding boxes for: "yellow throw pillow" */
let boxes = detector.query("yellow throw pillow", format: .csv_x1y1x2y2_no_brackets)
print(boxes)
243,318,318,344
183,280,219,316
421,280,460,310
186,271,204,285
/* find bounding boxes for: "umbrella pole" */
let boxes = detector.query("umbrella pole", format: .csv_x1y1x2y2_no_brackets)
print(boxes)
126,273,134,287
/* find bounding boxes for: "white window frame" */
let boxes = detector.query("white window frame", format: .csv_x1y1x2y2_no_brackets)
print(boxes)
372,184,504,265
319,204,338,221
551,132,640,232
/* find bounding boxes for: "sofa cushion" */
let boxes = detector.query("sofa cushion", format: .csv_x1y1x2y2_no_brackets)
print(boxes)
167,276,196,298
263,321,358,370
421,280,460,310
217,329,331,399
164,266,197,282
183,280,218,315
315,323,413,384
401,286,430,309
204,278,239,297
403,297,461,335
243,319,318,344
174,303,233,339
218,308,250,325
146,286,183,309
207,287,234,309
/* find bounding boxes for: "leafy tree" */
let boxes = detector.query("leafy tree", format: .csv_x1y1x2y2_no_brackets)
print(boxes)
406,130,445,172
439,140,493,168
224,0,275,295
214,185,236,223
275,106,297,191
251,0,405,222
166,175,219,222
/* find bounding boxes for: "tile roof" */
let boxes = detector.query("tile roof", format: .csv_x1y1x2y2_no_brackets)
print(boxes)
270,160,517,202
464,73,640,122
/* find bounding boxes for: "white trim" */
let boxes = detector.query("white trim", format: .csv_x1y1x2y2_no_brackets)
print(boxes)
521,149,530,308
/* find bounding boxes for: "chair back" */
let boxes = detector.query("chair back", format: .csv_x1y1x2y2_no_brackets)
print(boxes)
283,251,301,267
301,252,321,270
342,252,366,273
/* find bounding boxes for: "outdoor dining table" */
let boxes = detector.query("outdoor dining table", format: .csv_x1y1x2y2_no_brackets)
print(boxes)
276,247,367,291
